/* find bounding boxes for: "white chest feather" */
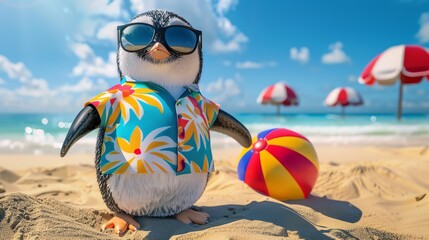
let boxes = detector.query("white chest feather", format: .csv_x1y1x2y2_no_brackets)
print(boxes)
107,173,208,217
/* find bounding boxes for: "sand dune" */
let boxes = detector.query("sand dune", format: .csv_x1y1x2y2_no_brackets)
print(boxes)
0,146,428,239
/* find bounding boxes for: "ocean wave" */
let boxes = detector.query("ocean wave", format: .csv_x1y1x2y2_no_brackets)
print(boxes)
1,115,428,154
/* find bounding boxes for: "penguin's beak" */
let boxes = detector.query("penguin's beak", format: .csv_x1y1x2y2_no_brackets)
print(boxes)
147,42,171,61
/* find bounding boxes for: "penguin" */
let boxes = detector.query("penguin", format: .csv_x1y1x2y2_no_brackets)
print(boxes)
60,9,251,235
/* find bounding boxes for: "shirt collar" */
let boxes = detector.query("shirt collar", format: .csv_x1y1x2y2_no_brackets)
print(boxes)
122,76,200,93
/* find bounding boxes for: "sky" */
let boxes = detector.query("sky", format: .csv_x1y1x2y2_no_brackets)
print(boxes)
0,0,429,114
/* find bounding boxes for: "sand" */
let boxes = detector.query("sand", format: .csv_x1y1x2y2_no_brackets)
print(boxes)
0,145,428,239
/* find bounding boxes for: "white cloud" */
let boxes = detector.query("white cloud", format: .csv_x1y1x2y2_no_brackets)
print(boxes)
15,78,54,97
216,0,238,15
59,77,109,93
204,78,241,103
236,61,262,69
236,61,277,69
0,55,32,82
75,0,125,19
129,0,145,13
71,0,128,42
0,54,109,112
217,17,236,36
416,12,429,43
321,41,350,64
72,53,117,78
290,47,310,64
0,78,4,85
97,21,123,42
0,55,53,97
71,43,117,78
212,32,248,53
70,43,94,60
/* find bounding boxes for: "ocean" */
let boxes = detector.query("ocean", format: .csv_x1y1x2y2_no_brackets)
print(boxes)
1,113,428,155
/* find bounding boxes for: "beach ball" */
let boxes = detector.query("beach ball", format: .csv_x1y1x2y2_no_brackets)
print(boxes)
237,128,319,201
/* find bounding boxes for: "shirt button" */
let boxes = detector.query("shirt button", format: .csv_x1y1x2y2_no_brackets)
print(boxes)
178,114,182,119
178,146,183,152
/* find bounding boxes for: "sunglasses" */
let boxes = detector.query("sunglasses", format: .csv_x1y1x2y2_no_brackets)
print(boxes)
117,23,202,55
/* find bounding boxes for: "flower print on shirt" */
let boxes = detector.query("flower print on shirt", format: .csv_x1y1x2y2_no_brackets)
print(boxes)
89,82,163,126
103,126,176,174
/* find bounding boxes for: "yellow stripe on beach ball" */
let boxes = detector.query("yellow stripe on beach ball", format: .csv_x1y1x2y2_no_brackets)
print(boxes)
260,150,304,200
268,136,319,170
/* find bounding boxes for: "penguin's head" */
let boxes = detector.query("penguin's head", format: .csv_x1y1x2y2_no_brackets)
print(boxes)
117,10,203,88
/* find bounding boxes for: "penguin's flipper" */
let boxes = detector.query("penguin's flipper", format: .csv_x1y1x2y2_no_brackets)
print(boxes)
211,109,252,148
60,105,101,157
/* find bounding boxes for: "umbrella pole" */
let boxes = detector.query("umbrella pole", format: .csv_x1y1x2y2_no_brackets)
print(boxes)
276,105,280,116
397,81,403,121
341,106,345,118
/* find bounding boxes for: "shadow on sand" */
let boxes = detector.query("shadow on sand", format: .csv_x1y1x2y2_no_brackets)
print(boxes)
134,195,362,239
287,194,362,223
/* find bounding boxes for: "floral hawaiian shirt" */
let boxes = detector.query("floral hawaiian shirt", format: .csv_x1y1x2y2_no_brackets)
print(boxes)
86,76,219,175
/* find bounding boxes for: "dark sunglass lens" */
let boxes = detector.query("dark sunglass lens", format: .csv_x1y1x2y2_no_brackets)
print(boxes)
121,24,154,51
165,27,198,53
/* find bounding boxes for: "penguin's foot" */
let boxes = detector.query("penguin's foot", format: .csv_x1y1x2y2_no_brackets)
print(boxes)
101,213,140,235
175,209,210,225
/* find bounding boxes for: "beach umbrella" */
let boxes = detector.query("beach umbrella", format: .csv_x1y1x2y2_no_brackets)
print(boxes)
359,45,429,120
324,87,363,117
257,82,298,115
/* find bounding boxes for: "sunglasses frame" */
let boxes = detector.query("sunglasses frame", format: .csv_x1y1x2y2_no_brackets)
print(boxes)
117,23,202,55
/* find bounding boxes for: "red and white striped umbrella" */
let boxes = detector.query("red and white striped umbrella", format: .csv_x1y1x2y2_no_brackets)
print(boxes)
324,87,363,116
257,82,298,115
359,45,429,120
325,87,363,106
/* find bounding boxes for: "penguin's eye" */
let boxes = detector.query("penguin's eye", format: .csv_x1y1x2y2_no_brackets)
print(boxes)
120,24,155,52
164,26,199,54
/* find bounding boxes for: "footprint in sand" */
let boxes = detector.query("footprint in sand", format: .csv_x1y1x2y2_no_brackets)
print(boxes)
35,191,79,203
223,206,249,218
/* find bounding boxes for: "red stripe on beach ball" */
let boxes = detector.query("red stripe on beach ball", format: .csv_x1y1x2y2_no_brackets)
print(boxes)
266,145,318,197
244,153,269,196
